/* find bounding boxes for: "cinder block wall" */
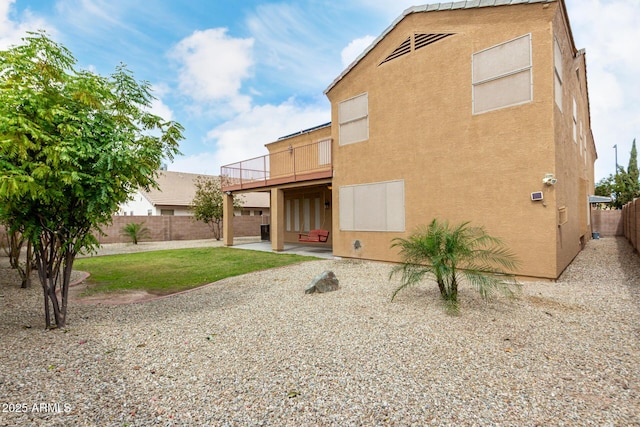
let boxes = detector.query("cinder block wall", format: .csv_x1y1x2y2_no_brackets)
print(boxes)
0,216,266,246
98,215,265,243
591,209,623,236
622,200,640,251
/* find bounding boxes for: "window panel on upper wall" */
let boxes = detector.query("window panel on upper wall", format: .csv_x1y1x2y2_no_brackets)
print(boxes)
338,93,368,145
472,34,533,114
554,38,563,111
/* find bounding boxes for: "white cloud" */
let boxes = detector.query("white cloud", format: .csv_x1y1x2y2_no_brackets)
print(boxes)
148,98,173,122
171,98,330,175
348,0,415,20
341,35,376,68
58,0,122,29
566,0,640,179
169,28,254,112
246,3,344,92
169,152,221,176
0,0,53,49
146,82,174,122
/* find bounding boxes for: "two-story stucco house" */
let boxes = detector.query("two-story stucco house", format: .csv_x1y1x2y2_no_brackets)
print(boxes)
221,0,596,280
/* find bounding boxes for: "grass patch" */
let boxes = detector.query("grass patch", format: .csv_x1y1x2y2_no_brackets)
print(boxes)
74,247,318,296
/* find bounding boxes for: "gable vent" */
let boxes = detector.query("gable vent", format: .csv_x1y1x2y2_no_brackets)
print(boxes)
379,37,411,65
414,33,453,50
379,33,455,66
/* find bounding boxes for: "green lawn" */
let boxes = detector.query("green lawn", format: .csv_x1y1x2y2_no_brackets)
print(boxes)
74,247,319,296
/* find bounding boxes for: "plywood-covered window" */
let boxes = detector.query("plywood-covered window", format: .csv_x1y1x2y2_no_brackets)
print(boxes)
472,34,532,114
314,197,321,230
339,180,405,232
339,93,368,145
580,121,584,157
287,196,323,232
572,97,577,143
285,199,301,231
554,38,563,111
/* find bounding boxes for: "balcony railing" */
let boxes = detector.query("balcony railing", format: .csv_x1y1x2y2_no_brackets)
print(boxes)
221,139,332,191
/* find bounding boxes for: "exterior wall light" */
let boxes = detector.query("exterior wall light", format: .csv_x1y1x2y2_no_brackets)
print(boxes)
542,173,557,185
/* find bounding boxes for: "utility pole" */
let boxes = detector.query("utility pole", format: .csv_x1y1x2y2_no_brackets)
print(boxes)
614,144,618,176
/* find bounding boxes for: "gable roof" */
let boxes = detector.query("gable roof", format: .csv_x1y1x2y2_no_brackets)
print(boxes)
141,170,203,207
239,192,270,209
324,0,558,94
141,171,270,208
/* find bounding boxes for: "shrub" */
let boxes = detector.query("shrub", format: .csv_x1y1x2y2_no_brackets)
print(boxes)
120,222,151,245
390,219,520,313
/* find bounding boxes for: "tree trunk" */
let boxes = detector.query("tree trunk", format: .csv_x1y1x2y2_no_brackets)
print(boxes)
437,278,446,298
59,250,75,326
211,221,221,240
8,230,23,270
34,230,70,329
19,241,33,288
450,271,458,302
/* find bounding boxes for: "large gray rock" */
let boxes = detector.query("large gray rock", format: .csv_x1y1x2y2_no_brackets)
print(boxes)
305,271,339,294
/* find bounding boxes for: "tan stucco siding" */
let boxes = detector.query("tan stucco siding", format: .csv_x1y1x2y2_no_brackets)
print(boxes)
327,4,571,278
552,6,597,276
265,126,332,180
266,126,332,154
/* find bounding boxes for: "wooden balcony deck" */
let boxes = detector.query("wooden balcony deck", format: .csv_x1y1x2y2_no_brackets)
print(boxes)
221,140,332,191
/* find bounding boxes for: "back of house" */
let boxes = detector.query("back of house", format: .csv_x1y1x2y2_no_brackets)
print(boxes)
222,0,596,280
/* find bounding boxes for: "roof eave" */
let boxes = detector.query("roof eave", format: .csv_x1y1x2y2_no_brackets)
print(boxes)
324,0,557,95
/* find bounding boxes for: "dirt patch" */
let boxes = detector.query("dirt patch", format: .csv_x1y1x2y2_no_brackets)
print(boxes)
68,275,161,305
526,295,585,313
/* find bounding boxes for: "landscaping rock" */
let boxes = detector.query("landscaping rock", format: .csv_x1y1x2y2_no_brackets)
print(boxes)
304,270,339,294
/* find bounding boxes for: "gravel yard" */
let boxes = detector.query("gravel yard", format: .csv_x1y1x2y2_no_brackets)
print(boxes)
0,237,638,426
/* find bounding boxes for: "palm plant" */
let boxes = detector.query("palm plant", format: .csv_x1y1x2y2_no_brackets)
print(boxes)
390,219,520,312
120,222,151,245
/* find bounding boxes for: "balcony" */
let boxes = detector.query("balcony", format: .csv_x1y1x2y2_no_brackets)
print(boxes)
221,139,332,191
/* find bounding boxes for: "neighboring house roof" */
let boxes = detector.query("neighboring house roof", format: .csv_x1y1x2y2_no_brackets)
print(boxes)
325,0,559,94
240,192,270,209
141,171,202,207
589,195,612,204
141,171,270,209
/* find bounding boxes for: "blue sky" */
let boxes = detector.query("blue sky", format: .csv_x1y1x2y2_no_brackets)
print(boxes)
1,0,638,181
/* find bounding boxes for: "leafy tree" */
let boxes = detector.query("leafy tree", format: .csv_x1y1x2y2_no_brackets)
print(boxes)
120,222,151,244
595,174,616,207
595,139,640,209
390,219,520,313
625,138,640,201
0,32,183,328
627,138,640,187
191,176,243,240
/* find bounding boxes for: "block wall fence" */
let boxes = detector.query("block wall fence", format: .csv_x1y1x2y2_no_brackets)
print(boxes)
0,211,627,248
591,209,623,237
622,200,640,251
0,215,267,246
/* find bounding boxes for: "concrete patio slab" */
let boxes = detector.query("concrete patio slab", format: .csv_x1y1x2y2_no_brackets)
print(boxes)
231,240,334,259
